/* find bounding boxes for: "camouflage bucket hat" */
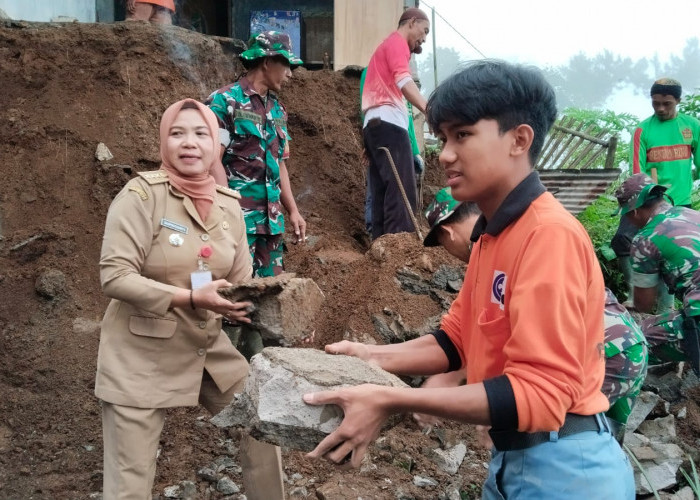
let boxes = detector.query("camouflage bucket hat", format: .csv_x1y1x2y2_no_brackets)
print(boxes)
613,173,668,216
241,31,303,66
423,187,462,247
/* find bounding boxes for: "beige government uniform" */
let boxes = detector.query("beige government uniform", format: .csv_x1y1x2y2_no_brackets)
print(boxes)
96,170,284,500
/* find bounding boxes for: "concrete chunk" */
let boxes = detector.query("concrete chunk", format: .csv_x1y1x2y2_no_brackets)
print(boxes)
211,347,408,451
218,274,324,346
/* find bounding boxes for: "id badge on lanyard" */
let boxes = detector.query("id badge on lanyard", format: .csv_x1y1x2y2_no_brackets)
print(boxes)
191,245,213,289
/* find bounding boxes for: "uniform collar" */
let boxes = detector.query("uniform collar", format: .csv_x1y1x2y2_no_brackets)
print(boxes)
239,76,278,101
470,171,546,242
169,185,225,231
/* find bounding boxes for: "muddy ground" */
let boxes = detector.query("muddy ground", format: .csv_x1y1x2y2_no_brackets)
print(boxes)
0,20,488,500
0,20,697,500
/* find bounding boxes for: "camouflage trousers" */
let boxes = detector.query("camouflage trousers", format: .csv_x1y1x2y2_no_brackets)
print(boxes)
602,341,648,426
247,233,284,278
223,324,264,362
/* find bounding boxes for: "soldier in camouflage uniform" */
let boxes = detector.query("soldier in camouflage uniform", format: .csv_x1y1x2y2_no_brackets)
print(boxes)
615,173,700,375
421,188,648,438
207,31,306,279
602,289,648,434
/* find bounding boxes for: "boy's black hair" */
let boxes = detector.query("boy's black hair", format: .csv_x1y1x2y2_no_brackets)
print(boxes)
426,60,557,164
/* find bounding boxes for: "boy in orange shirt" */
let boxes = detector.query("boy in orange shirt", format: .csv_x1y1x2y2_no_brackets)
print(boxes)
304,60,634,498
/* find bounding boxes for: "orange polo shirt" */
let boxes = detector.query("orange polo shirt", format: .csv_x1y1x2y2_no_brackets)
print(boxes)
440,177,608,433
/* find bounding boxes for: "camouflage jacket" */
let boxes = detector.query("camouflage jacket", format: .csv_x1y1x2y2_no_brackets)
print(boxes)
206,77,290,235
604,289,647,358
631,203,700,316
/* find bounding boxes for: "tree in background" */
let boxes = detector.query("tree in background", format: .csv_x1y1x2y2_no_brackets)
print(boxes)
418,38,700,110
543,51,646,109
416,46,464,97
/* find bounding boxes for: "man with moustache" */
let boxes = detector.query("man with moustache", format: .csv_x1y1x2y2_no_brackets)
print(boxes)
362,8,430,239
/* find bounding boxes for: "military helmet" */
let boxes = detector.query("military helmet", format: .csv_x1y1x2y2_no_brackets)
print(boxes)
613,173,668,216
240,31,303,66
423,187,462,247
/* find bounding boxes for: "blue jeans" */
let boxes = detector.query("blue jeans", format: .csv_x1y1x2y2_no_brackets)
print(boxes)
482,417,634,499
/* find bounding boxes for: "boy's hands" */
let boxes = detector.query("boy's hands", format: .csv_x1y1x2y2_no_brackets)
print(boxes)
324,340,371,361
303,384,389,468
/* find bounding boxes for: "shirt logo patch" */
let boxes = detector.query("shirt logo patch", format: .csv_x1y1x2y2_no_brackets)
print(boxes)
682,127,693,140
491,271,506,310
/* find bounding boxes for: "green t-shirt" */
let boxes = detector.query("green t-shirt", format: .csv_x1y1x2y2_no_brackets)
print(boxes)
629,112,700,206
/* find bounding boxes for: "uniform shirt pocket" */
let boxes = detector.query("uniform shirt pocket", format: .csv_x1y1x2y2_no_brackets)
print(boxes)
476,309,511,359
129,315,177,339
233,112,264,139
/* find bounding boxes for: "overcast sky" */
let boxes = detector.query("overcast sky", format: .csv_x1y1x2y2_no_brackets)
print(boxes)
418,0,700,117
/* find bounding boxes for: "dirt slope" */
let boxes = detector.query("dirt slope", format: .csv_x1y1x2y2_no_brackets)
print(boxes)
0,20,488,499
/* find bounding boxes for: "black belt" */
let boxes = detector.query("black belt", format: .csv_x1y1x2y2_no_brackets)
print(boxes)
488,413,608,452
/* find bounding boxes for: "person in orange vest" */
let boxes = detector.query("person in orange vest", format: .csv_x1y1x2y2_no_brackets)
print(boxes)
125,0,175,24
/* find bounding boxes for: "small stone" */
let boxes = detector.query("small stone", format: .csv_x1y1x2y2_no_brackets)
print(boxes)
413,475,438,487
197,466,218,482
163,485,181,498
95,142,114,161
216,476,239,495
35,269,67,299
289,486,308,497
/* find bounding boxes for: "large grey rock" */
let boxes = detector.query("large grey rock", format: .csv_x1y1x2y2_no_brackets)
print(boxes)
626,391,662,433
637,415,677,443
218,274,324,345
628,440,684,495
211,347,408,451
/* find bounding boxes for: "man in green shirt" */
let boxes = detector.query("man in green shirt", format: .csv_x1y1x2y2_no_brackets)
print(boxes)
630,78,700,206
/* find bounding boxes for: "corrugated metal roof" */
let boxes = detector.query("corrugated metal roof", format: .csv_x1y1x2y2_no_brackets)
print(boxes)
538,168,621,215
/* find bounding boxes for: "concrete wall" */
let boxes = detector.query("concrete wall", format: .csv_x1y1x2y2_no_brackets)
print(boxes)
0,0,96,22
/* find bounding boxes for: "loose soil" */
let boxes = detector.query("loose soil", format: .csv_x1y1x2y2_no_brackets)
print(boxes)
0,20,485,500
0,20,696,500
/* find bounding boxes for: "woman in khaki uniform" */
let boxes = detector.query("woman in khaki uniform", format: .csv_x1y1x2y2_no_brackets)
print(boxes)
96,99,284,499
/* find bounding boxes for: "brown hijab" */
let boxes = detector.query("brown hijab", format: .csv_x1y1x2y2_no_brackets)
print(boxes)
159,98,221,222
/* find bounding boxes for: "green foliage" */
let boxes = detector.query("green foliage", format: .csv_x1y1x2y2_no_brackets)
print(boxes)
460,482,482,499
393,456,414,473
624,444,662,500
561,107,639,170
416,46,465,97
693,188,700,211
679,456,700,499
679,90,700,121
576,195,627,298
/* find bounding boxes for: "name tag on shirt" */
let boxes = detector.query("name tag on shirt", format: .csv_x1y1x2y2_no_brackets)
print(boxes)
161,218,188,234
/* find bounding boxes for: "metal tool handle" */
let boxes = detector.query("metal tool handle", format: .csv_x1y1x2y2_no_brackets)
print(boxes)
378,147,423,241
